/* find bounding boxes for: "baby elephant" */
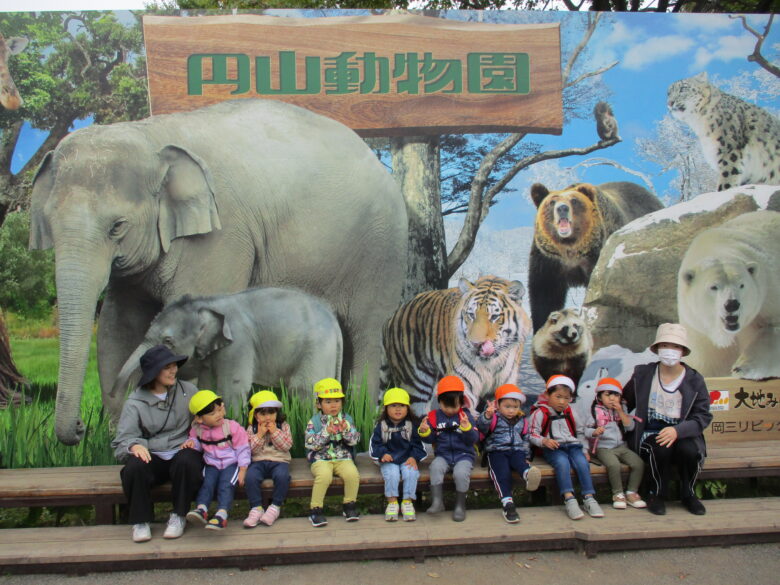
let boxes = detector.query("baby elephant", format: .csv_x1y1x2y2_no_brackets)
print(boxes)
112,287,343,411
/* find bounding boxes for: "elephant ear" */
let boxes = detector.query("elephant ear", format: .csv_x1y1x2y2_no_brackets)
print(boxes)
156,145,222,253
195,307,233,361
29,151,55,250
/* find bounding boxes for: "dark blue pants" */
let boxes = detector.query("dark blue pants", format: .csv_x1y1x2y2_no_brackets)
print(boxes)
543,443,595,497
196,463,238,513
487,449,531,501
245,460,291,507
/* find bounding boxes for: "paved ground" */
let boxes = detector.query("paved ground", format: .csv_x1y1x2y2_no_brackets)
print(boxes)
2,543,779,585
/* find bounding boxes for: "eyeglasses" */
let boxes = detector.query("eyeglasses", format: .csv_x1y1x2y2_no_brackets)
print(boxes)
257,408,277,415
198,399,223,416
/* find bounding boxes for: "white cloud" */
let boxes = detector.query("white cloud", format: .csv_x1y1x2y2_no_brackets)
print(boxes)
671,13,734,33
692,35,759,70
622,36,695,70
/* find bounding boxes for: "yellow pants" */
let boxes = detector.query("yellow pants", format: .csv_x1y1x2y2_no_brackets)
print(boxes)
310,459,360,508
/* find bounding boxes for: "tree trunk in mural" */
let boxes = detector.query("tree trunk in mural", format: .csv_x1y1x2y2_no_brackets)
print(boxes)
391,136,448,300
0,311,26,407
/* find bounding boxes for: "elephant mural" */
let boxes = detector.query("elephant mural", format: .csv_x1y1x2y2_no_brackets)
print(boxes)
111,287,343,410
29,98,408,445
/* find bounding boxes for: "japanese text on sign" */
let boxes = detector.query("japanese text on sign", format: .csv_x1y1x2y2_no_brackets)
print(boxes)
187,51,531,97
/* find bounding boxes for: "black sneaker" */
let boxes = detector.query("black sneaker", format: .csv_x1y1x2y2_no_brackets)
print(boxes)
343,501,360,522
502,502,520,524
309,507,327,527
681,496,706,516
646,494,666,516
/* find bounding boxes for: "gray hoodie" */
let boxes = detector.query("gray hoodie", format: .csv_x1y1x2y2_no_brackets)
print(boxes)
111,380,196,462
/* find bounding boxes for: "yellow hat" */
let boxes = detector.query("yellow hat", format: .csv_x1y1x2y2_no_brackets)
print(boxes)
248,390,283,424
313,377,345,399
189,389,221,416
383,387,411,407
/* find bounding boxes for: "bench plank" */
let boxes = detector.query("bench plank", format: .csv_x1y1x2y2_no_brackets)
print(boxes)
1,498,779,573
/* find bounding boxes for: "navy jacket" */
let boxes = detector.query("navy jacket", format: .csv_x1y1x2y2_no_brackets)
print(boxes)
420,408,478,465
623,362,712,456
369,419,427,464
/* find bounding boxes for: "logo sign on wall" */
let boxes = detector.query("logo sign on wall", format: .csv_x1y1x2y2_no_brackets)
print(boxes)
709,390,730,412
143,14,562,137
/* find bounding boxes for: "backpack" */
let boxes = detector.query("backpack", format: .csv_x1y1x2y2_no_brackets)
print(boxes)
195,420,233,447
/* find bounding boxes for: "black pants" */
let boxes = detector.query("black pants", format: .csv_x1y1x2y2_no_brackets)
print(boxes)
639,436,703,499
120,448,203,524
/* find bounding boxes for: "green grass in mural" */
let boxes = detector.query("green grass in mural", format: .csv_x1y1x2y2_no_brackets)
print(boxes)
2,337,379,467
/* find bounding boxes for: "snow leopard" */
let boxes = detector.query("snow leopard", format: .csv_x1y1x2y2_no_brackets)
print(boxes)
667,72,780,190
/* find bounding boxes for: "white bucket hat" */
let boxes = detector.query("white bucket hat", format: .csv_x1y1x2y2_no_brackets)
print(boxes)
650,323,691,356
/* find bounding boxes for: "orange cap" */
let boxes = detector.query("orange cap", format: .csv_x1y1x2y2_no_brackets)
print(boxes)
596,377,623,395
436,375,465,395
495,383,526,404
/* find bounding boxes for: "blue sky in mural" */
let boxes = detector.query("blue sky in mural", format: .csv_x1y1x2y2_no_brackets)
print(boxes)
9,10,779,232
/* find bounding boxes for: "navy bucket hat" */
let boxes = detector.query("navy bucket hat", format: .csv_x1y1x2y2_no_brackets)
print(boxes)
138,345,188,387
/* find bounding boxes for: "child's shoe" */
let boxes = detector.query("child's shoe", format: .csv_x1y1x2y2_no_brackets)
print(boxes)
401,499,416,522
163,513,186,539
243,506,264,528
502,502,520,524
186,506,208,526
309,507,327,527
260,504,281,526
584,496,605,518
132,522,151,543
612,492,627,509
384,501,399,522
524,466,542,492
626,492,647,508
343,501,360,522
205,515,227,531
564,497,584,520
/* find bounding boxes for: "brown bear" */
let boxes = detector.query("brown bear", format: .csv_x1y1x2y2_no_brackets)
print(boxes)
532,308,593,387
528,181,662,332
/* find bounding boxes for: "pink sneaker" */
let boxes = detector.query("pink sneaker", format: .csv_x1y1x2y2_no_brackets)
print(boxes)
260,504,280,526
243,506,264,528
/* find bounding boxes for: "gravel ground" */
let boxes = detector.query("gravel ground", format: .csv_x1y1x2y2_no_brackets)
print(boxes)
2,543,779,585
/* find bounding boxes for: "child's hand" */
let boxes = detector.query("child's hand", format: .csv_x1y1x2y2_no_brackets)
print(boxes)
458,410,469,427
180,439,195,450
419,417,430,434
484,400,497,418
404,457,418,470
267,421,278,434
256,423,267,438
381,454,393,463
592,426,605,437
326,422,340,435
542,438,559,450
237,467,247,487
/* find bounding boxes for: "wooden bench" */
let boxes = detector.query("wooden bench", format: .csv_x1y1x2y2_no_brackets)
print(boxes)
1,378,778,524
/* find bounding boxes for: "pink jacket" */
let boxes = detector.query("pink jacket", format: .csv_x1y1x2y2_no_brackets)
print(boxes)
189,419,251,470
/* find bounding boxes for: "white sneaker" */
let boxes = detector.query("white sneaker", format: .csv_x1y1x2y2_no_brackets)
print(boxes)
524,466,542,492
132,522,151,543
163,513,186,539
584,496,605,518
612,492,627,510
564,498,584,520
385,501,400,522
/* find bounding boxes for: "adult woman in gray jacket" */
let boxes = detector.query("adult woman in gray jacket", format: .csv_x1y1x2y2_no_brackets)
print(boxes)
623,323,713,517
111,345,203,542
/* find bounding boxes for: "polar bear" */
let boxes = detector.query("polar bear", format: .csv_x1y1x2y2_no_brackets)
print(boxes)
677,210,780,379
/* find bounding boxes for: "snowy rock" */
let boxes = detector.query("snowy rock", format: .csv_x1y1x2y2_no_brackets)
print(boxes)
584,185,780,352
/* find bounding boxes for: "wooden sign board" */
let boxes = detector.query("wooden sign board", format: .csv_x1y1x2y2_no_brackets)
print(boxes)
143,14,562,137
704,377,780,444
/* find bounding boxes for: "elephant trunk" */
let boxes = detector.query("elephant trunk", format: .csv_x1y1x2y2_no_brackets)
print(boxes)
53,242,111,445
111,340,154,401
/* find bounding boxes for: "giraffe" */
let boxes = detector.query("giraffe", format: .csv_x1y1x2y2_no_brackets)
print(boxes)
0,33,28,111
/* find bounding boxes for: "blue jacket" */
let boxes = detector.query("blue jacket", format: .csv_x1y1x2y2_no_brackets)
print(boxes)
476,412,529,453
369,419,427,464
420,408,478,465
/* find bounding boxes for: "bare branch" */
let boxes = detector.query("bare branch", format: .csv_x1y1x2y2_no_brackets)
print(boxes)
568,157,656,193
565,61,618,89
63,14,92,78
562,12,601,86
730,14,779,79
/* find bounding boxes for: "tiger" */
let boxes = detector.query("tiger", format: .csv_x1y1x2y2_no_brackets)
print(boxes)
382,275,532,416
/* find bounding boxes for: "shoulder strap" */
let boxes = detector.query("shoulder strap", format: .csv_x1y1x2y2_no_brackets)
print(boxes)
427,411,437,429
564,408,577,437
489,413,498,433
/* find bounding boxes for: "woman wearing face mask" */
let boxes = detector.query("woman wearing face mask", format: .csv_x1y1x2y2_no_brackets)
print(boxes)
623,323,712,517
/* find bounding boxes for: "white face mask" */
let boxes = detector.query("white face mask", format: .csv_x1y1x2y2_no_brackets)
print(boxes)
658,347,683,367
